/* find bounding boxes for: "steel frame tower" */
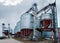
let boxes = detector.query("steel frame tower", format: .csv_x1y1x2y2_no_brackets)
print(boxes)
52,2,58,43
23,1,58,43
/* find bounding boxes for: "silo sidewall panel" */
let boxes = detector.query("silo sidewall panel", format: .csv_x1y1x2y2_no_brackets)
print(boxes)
20,13,33,29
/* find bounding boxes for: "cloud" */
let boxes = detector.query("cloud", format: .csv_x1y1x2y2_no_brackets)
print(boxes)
0,0,23,6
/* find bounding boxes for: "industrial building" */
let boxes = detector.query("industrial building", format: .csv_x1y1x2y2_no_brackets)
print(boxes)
2,23,12,38
14,21,21,38
14,1,58,43
14,13,40,39
14,21,20,34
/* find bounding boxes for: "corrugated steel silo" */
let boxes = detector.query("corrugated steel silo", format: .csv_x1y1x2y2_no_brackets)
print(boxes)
2,23,9,36
20,13,34,38
40,13,52,28
14,21,20,34
40,13,53,38
20,13,34,29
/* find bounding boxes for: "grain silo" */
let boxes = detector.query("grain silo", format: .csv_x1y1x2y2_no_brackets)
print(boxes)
14,21,21,38
40,13,52,28
20,13,33,38
40,13,53,38
2,23,9,36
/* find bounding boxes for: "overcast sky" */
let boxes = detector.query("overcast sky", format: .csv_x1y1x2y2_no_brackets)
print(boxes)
0,0,60,36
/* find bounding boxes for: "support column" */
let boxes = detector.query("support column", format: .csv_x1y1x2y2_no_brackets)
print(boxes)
52,3,58,43
41,31,43,40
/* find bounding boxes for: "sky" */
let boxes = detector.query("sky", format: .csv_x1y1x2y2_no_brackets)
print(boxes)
0,0,60,36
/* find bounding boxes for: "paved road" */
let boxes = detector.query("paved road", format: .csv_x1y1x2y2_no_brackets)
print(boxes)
0,38,52,43
0,38,24,43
